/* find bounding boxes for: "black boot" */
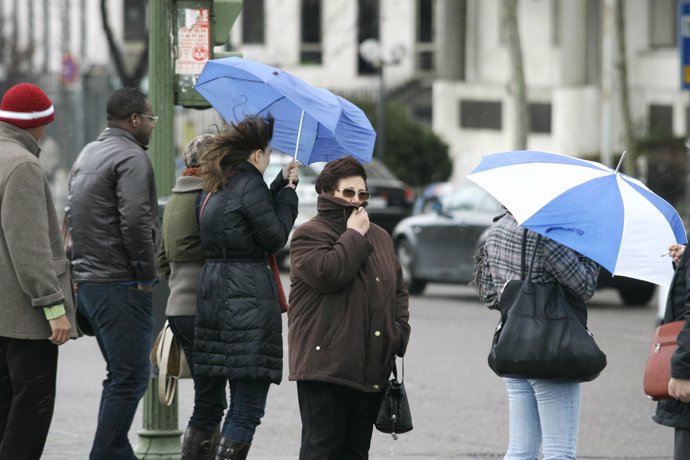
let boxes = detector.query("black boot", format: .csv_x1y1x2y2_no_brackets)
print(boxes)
214,436,251,460
181,426,217,460
207,425,221,460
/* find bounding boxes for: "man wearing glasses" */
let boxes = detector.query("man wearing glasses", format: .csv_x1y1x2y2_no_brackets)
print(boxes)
66,87,159,459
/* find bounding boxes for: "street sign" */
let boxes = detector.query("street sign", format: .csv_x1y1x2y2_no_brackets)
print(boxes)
680,0,690,89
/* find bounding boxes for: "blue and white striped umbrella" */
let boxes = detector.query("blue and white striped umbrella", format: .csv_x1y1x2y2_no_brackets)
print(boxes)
467,150,687,286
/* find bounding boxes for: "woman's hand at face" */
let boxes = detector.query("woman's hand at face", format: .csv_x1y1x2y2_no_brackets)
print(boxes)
347,207,370,236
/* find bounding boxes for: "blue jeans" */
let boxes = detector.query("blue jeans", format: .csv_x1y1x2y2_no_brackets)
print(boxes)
207,379,270,444
167,316,227,432
503,378,581,460
78,283,154,460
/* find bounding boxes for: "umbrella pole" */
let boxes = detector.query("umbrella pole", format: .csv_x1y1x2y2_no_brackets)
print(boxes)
615,151,626,173
293,109,305,161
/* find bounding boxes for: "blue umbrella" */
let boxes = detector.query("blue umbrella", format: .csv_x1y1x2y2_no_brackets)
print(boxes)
467,150,687,286
195,57,376,165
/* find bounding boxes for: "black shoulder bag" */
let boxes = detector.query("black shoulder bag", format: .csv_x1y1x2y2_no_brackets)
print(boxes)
488,230,607,382
375,360,413,439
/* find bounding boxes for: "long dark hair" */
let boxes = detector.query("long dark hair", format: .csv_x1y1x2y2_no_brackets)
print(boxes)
199,116,274,192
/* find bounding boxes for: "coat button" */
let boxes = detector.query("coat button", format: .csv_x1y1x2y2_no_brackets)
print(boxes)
315,346,320,351
373,384,379,389
375,277,380,282
374,331,381,336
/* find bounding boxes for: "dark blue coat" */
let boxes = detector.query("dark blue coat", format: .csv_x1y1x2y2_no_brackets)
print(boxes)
194,162,297,383
654,246,690,429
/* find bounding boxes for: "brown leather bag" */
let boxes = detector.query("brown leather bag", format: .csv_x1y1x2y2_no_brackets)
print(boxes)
644,320,685,400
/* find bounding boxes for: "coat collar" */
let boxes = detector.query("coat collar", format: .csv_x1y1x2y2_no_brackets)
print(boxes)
98,127,149,150
171,175,203,193
316,194,361,228
0,121,41,157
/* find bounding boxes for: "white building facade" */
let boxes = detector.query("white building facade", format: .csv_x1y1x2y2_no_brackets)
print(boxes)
225,0,688,182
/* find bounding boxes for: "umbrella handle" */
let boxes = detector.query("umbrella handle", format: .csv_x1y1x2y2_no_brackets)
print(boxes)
293,109,305,164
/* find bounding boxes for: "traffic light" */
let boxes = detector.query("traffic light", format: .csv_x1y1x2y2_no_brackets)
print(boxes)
173,0,242,107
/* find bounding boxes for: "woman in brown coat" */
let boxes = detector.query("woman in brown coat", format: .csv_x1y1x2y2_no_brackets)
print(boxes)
288,156,411,460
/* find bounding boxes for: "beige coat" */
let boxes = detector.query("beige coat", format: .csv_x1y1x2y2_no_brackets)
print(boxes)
0,122,77,340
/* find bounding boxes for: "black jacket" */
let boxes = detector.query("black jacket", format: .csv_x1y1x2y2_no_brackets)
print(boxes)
654,247,690,429
194,162,298,383
67,128,158,283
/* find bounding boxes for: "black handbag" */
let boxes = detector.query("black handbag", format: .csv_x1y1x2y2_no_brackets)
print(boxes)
488,231,607,382
375,360,413,439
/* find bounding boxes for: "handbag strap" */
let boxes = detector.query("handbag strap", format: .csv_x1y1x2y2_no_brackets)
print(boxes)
199,192,213,221
391,359,404,384
157,321,178,406
521,229,541,282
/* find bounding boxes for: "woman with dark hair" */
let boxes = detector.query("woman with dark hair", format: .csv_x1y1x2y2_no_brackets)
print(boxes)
194,116,299,460
158,134,229,459
288,155,411,460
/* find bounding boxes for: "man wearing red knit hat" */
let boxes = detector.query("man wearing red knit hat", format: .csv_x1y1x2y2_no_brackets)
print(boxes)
0,83,77,459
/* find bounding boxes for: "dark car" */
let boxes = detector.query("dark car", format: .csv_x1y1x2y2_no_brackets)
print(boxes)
391,181,656,306
362,160,415,233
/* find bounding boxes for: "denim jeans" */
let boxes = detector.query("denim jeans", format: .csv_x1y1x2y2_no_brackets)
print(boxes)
209,379,270,444
503,378,581,460
167,316,227,432
78,283,154,460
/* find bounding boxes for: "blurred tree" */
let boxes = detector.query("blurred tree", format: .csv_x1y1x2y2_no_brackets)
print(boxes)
502,0,528,149
0,10,36,94
615,0,635,175
353,97,452,186
100,0,149,88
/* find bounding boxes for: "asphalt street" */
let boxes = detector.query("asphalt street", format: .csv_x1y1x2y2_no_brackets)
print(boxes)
43,277,673,459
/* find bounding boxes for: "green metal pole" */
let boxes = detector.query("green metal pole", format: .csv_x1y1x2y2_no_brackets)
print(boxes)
135,1,180,458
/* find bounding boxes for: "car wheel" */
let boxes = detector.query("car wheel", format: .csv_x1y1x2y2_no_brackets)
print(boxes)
618,284,655,306
396,239,427,295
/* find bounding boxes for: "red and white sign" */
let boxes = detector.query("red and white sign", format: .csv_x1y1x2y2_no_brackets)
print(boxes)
175,8,211,75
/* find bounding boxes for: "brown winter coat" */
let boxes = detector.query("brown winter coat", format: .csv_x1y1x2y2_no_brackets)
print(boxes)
288,195,410,392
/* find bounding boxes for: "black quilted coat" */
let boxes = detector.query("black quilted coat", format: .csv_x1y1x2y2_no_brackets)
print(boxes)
654,247,690,429
194,162,298,383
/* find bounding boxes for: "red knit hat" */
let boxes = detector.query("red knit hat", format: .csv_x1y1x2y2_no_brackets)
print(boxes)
0,83,55,129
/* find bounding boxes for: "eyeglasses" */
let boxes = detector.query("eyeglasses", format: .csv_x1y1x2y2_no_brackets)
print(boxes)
138,113,159,124
336,188,370,200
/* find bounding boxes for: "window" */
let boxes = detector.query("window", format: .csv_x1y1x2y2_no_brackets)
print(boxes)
301,0,322,64
124,0,147,41
358,0,380,75
650,0,676,48
529,103,552,134
416,0,435,71
459,100,502,130
648,104,673,135
242,0,265,44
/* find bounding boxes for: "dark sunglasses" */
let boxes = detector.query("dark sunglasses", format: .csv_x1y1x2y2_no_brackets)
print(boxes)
336,188,370,200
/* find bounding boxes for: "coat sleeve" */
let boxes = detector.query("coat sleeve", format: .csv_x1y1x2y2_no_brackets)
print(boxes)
291,225,373,294
672,250,690,379
393,250,411,357
2,162,65,308
242,176,298,254
157,235,170,280
115,152,158,283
